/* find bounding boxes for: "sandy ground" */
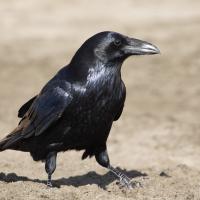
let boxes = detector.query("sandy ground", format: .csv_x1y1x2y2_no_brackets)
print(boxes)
0,0,200,199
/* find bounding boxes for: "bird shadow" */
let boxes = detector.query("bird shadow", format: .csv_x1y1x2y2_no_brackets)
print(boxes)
0,168,147,190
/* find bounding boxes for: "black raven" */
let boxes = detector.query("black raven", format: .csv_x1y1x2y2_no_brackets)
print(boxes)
0,31,160,188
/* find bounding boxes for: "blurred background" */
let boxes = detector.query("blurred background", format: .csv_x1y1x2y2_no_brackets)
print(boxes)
0,0,200,199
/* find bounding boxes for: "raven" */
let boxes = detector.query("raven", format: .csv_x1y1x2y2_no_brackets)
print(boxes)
0,31,160,189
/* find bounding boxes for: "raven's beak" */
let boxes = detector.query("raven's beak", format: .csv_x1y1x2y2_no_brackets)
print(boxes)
124,38,160,55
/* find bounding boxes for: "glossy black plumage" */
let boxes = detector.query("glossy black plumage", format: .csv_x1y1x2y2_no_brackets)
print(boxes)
0,31,160,188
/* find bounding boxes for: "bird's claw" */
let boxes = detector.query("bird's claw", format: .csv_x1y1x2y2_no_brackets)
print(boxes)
108,165,140,189
132,180,142,188
117,175,142,189
117,174,133,189
46,181,53,188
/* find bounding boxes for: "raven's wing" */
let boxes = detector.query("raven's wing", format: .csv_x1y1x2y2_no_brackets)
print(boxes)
21,86,72,137
0,86,72,149
114,81,126,121
18,96,37,118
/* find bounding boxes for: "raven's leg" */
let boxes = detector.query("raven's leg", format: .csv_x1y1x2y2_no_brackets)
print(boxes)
45,151,57,187
95,148,133,189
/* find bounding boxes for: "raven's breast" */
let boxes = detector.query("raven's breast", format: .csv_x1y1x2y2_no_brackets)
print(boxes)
62,78,124,149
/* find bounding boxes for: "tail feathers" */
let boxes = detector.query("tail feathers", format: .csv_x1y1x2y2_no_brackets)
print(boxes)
0,130,22,151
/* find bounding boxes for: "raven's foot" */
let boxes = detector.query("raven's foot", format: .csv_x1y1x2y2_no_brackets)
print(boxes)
45,152,57,188
46,173,53,188
46,180,53,188
131,180,142,188
108,165,141,189
117,173,133,189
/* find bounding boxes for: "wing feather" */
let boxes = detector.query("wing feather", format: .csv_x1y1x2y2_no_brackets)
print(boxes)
20,86,72,138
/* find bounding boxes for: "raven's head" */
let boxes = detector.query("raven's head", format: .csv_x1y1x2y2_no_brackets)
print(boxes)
69,31,160,80
92,31,160,64
72,31,160,66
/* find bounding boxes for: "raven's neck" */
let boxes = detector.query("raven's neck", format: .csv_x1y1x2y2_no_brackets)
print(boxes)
68,44,96,81
66,53,122,84
86,61,122,86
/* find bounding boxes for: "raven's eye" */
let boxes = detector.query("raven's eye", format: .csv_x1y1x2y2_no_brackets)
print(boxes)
114,39,122,47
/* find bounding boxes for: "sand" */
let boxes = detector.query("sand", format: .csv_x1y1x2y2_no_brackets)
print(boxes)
0,0,200,199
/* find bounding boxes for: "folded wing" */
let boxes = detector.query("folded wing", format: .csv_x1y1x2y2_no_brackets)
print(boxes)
0,86,72,150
